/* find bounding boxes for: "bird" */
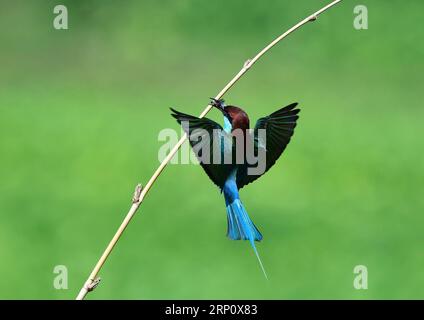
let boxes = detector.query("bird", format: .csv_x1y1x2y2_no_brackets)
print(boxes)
170,98,300,278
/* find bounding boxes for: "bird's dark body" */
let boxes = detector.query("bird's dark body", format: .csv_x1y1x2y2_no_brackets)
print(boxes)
171,99,300,276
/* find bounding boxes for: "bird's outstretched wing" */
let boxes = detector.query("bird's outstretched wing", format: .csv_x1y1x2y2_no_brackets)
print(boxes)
236,103,300,189
170,108,234,189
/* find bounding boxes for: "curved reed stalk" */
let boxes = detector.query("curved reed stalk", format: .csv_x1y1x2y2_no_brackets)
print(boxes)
76,0,342,300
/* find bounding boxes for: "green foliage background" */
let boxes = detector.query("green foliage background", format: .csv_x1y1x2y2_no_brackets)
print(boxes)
0,0,423,299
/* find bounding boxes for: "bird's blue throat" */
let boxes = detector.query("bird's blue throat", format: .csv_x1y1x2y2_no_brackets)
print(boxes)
223,115,232,133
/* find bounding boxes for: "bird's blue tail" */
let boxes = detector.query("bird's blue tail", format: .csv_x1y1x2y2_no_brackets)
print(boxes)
226,199,263,242
223,177,267,279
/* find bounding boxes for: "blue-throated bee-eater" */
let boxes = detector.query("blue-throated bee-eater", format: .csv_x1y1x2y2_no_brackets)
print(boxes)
171,98,300,277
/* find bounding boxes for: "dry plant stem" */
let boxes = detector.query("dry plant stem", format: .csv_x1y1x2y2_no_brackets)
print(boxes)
76,0,342,300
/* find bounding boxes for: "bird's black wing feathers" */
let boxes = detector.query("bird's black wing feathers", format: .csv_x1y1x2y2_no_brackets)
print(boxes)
170,108,233,189
236,103,300,189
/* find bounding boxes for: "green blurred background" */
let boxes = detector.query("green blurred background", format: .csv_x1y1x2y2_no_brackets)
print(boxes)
0,0,423,299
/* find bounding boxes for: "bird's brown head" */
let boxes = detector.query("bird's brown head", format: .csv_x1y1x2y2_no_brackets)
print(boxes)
210,98,250,131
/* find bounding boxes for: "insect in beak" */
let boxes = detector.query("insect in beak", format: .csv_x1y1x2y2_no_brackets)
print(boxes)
210,97,226,111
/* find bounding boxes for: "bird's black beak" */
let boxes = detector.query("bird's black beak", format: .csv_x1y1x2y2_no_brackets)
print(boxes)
210,98,226,111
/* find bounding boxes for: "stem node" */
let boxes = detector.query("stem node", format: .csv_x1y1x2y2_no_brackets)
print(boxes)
86,277,101,293
132,184,143,204
243,59,253,69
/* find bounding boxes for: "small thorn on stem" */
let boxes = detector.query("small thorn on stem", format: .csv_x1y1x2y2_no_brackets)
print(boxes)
132,184,143,203
244,59,252,69
85,277,101,292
